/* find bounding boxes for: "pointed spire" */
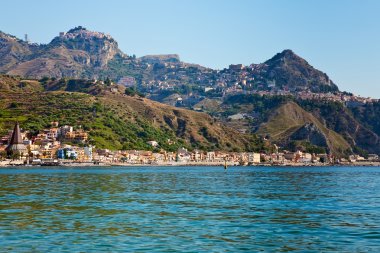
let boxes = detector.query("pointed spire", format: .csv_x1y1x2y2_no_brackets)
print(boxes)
9,121,23,145
6,122,27,154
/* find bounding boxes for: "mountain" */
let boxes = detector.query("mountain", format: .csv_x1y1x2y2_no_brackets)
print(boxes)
257,101,351,156
0,74,264,152
0,28,338,94
261,50,339,92
0,31,38,72
216,93,380,156
1,27,380,156
2,26,124,79
297,99,380,155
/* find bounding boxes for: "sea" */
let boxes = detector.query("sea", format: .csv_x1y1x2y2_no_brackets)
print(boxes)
0,166,380,252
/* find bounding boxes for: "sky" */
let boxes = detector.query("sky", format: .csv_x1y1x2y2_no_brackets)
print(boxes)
1,0,380,97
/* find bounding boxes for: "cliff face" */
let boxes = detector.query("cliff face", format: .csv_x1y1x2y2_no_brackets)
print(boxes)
303,101,380,155
257,101,351,156
289,123,328,147
49,27,122,67
3,27,123,79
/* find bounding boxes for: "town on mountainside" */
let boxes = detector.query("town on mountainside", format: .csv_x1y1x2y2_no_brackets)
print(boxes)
1,27,380,166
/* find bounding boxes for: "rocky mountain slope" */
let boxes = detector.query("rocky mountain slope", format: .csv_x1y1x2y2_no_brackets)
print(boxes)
215,94,380,156
0,32,38,72
1,27,123,78
0,27,338,94
257,101,351,156
297,99,380,155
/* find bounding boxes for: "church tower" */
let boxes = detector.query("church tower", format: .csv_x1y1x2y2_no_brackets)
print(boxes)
6,122,27,157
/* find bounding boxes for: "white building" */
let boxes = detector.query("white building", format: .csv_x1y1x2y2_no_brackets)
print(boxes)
249,153,261,164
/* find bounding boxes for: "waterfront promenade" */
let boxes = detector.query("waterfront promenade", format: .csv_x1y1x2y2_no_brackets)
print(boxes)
2,159,380,167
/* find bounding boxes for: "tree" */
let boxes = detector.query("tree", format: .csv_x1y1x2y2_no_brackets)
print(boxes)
10,151,21,160
125,87,136,96
9,102,18,109
0,151,6,161
105,77,112,86
69,153,76,160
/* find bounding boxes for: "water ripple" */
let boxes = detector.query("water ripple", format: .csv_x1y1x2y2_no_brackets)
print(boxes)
0,166,380,252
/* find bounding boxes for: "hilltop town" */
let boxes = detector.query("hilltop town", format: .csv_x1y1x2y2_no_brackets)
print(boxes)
122,60,376,109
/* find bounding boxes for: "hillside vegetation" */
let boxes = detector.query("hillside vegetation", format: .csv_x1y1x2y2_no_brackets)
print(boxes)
0,75,265,152
1,27,380,156
257,102,351,156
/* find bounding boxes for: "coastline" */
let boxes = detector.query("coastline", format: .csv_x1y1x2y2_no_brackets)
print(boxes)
1,160,380,167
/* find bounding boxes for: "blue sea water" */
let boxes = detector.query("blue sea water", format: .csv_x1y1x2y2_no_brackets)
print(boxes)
1,166,380,252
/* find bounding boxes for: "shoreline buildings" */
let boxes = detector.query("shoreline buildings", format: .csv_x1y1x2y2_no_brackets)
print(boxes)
0,121,377,166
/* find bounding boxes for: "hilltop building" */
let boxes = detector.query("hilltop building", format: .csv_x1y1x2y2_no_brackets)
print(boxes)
229,64,244,71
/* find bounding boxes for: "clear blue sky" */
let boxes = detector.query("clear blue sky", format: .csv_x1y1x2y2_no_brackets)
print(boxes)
1,0,380,97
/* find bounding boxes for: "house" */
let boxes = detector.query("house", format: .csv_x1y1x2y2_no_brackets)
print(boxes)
191,150,204,162
47,128,59,140
248,153,261,164
57,148,78,159
300,153,312,163
153,153,165,162
229,64,244,71
284,152,295,162
84,146,93,161
368,154,379,161
118,76,136,87
0,135,9,145
147,141,159,147
206,152,215,162
58,125,73,138
176,147,191,162
228,113,245,120
74,129,88,142
65,129,88,142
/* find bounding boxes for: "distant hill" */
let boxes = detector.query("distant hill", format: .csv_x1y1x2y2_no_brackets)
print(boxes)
262,50,338,93
257,101,351,156
0,31,39,72
0,27,339,94
217,93,380,156
1,26,123,78
0,74,264,152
